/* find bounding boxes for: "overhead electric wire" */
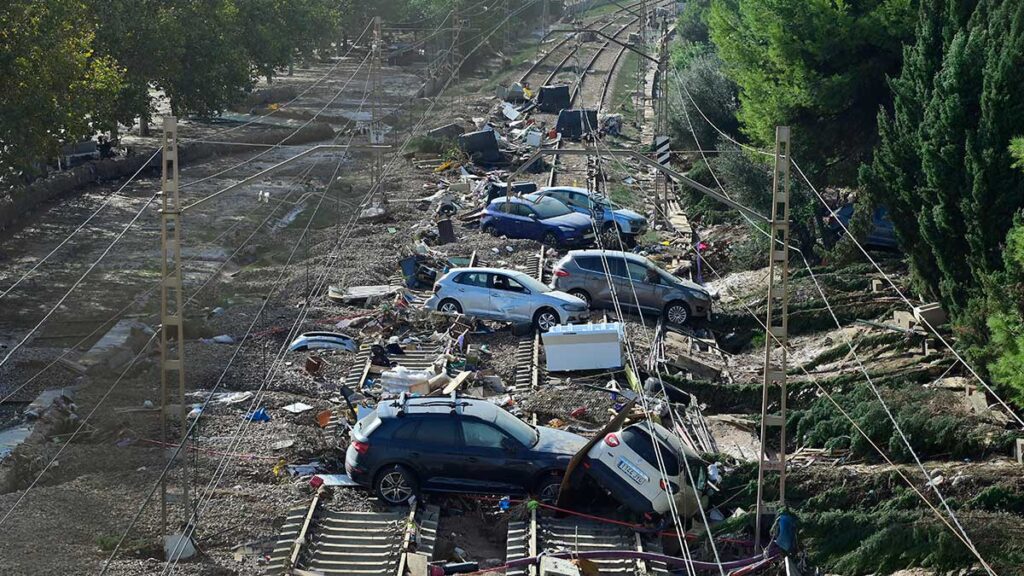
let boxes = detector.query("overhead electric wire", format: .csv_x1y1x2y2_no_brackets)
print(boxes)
670,66,1021,431
667,73,999,571
104,5,543,569
566,49,712,574
0,22,375,304
0,138,334,523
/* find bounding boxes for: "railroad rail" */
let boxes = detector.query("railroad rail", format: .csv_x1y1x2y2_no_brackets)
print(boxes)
268,497,412,576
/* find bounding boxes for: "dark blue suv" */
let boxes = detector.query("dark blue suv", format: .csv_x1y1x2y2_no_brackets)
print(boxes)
345,396,587,505
480,196,595,247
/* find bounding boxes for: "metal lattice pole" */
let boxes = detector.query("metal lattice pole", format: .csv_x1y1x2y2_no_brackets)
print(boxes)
371,17,386,202
159,117,189,538
755,126,792,549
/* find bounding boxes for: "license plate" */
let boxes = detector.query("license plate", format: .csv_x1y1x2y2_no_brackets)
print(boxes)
617,457,649,485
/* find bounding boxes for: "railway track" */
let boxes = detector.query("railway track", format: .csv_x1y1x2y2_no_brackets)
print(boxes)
268,494,413,576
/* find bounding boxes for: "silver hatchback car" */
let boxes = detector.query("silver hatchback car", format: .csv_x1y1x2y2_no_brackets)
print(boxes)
425,267,590,330
550,250,712,325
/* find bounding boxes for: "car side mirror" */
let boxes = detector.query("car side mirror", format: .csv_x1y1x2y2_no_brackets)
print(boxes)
529,213,539,220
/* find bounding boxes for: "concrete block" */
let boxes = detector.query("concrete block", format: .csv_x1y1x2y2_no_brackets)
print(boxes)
913,303,948,327
871,278,884,293
893,310,916,331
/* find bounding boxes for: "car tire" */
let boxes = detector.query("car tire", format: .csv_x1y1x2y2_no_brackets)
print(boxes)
483,224,500,237
438,299,462,315
665,301,690,326
600,223,619,247
568,289,591,307
535,472,565,504
374,465,418,505
533,307,560,332
542,232,560,247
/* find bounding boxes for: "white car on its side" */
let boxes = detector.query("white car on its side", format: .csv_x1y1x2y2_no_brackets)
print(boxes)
583,420,709,519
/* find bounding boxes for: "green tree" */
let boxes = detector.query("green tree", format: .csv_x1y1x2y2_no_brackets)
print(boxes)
708,0,917,185
0,0,123,177
860,0,1024,311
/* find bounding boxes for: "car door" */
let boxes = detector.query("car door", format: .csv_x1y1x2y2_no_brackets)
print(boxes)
458,417,532,492
575,256,616,309
623,259,661,315
605,256,638,313
489,273,535,322
514,203,545,239
410,416,467,491
551,190,584,216
566,191,597,221
493,201,516,236
452,271,493,318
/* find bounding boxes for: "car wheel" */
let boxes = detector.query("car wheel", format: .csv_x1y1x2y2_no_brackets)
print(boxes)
536,473,565,504
438,299,462,315
600,224,619,247
375,465,418,505
534,307,560,332
483,224,500,237
542,232,560,247
568,289,591,307
665,301,690,325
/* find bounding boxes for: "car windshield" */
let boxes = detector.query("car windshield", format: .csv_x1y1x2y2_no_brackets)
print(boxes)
530,197,573,219
511,272,552,294
495,409,538,446
654,266,680,286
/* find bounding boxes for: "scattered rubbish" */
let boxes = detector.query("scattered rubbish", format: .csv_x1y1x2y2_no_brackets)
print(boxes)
164,533,197,561
327,284,404,305
246,407,271,422
287,461,322,476
232,539,276,562
271,439,295,451
311,473,359,487
486,180,538,202
282,402,314,414
570,407,587,419
316,410,334,428
212,391,254,405
437,219,456,244
458,130,502,163
427,123,465,141
212,334,235,344
541,323,624,371
502,102,521,121
381,365,437,394
288,331,358,353
555,109,599,140
388,227,398,234
537,84,571,113
540,556,581,576
496,82,527,102
305,355,325,374
0,425,32,461
525,130,544,147
601,113,623,136
359,205,388,222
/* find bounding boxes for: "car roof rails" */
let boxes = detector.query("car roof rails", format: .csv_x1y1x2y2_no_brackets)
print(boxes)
390,392,410,417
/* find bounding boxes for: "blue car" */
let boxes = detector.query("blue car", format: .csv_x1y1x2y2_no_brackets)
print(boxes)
529,187,648,243
481,196,595,247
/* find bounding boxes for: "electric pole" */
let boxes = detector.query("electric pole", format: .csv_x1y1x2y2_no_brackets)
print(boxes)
370,17,386,203
754,126,792,549
159,117,190,543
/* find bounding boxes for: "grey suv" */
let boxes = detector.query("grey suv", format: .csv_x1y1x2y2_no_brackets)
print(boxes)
550,250,712,325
